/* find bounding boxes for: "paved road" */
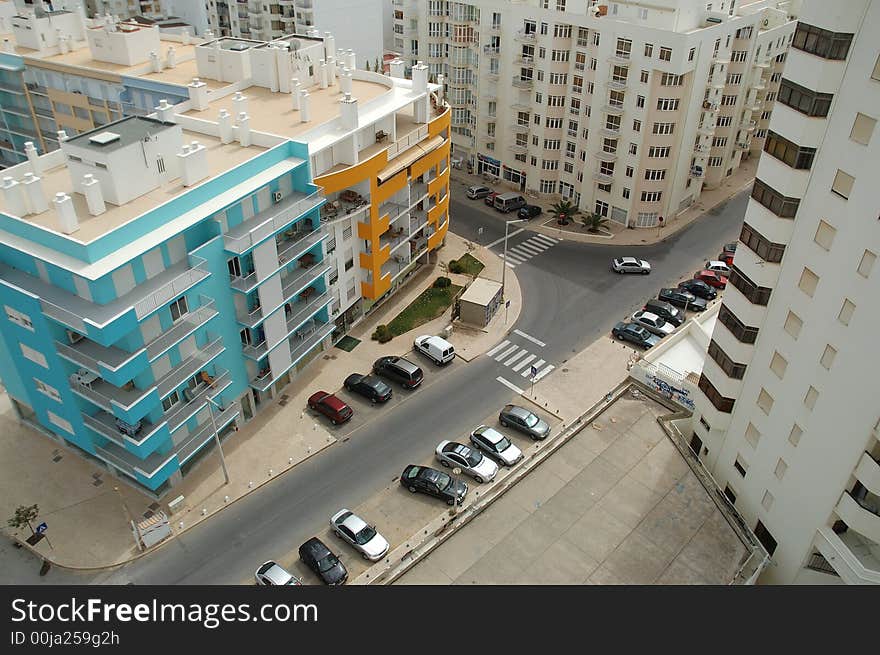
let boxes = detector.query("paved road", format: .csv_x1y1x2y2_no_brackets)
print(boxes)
8,188,748,585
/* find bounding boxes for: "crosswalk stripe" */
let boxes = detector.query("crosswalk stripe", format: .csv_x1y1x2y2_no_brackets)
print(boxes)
496,376,525,394
521,358,546,377
504,251,527,264
513,329,546,347
509,246,534,259
495,344,520,361
512,353,536,372
486,228,524,248
485,340,510,357
505,261,516,269
533,234,558,246
524,237,550,248
533,364,555,382
504,349,529,366
516,242,545,255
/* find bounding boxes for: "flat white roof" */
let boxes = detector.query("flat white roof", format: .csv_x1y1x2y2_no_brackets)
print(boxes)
460,277,502,306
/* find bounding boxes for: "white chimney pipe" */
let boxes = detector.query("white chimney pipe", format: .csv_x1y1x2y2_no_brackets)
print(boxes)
340,68,353,95
346,50,356,71
1,177,28,217
218,109,233,144
390,59,405,79
24,142,40,175
300,92,311,123
324,32,335,61
188,78,209,111
155,99,175,123
82,174,106,216
237,112,251,147
149,50,161,73
21,173,48,215
412,61,428,93
291,78,301,110
57,130,68,142
436,74,445,101
340,93,358,131
327,56,337,85
178,141,209,186
233,91,247,115
319,60,328,89
167,46,176,69
54,192,78,234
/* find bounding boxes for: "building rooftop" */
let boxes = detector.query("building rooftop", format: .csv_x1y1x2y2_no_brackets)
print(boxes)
65,116,175,152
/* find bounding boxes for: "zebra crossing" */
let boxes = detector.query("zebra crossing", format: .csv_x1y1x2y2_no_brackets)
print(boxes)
495,233,559,269
486,338,555,385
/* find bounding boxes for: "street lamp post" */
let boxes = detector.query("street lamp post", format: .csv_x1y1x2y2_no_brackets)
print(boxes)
501,217,528,299
206,394,230,485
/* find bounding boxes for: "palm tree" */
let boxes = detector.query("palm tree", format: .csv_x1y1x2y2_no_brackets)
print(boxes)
582,212,610,233
548,200,579,226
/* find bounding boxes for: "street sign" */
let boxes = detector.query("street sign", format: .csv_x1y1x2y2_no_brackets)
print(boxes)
530,365,538,378
35,522,47,535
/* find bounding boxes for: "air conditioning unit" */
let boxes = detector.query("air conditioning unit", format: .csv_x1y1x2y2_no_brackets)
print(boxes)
66,329,84,345
272,190,283,203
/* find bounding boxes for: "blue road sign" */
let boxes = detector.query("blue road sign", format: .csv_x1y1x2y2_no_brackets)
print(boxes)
35,522,47,535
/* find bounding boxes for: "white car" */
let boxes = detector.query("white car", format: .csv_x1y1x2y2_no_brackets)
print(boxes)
255,561,302,586
612,256,651,274
435,440,499,483
330,509,389,561
413,334,455,365
631,310,676,337
469,425,523,467
705,260,732,276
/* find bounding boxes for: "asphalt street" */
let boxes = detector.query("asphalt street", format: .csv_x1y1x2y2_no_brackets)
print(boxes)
8,187,749,585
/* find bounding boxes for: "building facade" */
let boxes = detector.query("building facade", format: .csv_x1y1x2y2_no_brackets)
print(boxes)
690,0,880,584
393,0,796,227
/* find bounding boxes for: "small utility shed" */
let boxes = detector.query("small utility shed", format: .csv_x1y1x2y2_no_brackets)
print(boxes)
458,277,503,327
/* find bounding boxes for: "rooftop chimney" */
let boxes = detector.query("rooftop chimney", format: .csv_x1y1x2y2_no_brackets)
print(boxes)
149,50,161,73
24,142,40,175
167,46,176,69
324,32,335,61
82,174,106,216
340,68,353,95
218,109,233,144
155,99,175,123
188,78,209,111
54,192,78,234
291,78,301,110
412,61,428,94
57,130,68,142
300,92,311,123
436,74,445,101
340,93,358,131
232,92,248,115
21,172,48,215
390,59,405,79
237,112,251,147
319,60,328,89
327,56,336,86
1,177,28,217
178,141,209,186
346,50,356,71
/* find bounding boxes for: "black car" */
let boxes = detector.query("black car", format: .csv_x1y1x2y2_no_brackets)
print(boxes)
677,278,717,300
611,322,661,349
400,464,468,506
643,299,684,327
343,373,392,403
658,288,708,312
298,537,348,585
517,204,542,220
373,356,423,389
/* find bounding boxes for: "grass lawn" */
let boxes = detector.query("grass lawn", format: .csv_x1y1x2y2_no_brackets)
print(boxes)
449,253,485,277
386,282,463,337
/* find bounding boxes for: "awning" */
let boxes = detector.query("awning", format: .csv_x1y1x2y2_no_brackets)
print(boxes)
377,134,445,183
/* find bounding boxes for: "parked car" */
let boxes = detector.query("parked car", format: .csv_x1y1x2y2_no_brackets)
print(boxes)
611,321,662,349
470,425,523,467
413,335,455,365
718,252,735,267
484,191,500,206
343,373,392,403
677,279,718,300
466,185,491,199
400,464,468,506
299,537,348,585
704,260,732,277
330,509,389,561
694,269,728,289
631,310,676,337
307,391,353,425
517,204,542,220
255,561,302,586
435,440,499,483
494,192,527,213
722,242,738,256
499,404,551,441
611,257,651,274
658,287,708,312
373,356,424,389
643,299,684,327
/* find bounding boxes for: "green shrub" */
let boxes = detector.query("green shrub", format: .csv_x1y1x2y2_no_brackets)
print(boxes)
448,260,464,274
372,324,392,342
433,276,452,288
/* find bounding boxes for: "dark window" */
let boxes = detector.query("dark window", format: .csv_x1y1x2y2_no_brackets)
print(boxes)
718,304,759,344
754,520,778,556
724,485,737,504
740,223,786,263
729,265,773,306
698,373,735,413
763,131,816,169
777,78,833,117
708,339,747,379
733,459,747,477
751,178,800,218
791,21,853,61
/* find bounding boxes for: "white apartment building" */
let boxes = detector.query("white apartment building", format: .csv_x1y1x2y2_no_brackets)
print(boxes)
83,1,209,35
394,0,796,227
206,0,384,70
690,0,880,584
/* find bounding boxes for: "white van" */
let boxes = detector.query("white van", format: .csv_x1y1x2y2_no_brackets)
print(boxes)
413,335,455,365
493,192,527,213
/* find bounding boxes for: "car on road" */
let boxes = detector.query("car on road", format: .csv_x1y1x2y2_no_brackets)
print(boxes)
611,256,651,274
298,537,348,585
435,440,499,483
413,335,455,365
307,391,353,425
400,464,468,505
470,425,523,467
330,509,389,561
484,191,500,206
517,204,542,220
643,299,684,327
466,185,491,199
612,322,662,349
677,279,718,300
722,242,738,256
373,356,424,389
658,288,708,312
631,310,676,337
499,404,551,440
718,252,735,267
255,561,302,586
343,373,392,403
704,260,732,277
694,269,728,289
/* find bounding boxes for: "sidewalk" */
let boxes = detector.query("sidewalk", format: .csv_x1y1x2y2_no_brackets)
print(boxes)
0,233,522,570
452,156,756,247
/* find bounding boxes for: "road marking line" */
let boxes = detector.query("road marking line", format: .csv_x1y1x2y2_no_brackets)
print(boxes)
513,243,543,256
521,358,546,377
533,364,555,382
509,247,533,259
504,251,527,264
513,329,546,347
495,344,520,361
496,376,524,394
512,353,537,372
533,235,558,247
486,228,524,248
519,241,548,253
485,340,510,357
505,262,516,269
504,349,530,366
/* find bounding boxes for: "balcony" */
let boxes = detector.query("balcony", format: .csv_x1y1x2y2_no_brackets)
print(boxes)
69,373,156,421
236,262,331,328
223,189,323,255
250,321,334,391
604,102,625,115
229,228,326,293
608,52,631,65
164,369,232,433
740,120,757,131
699,122,715,135
483,45,500,54
736,141,750,150
175,404,240,465
144,298,219,362
690,166,705,178
510,122,530,133
837,490,880,545
155,336,225,399
593,171,614,184
512,76,534,89
595,150,617,163
241,291,331,360
606,78,627,90
514,55,535,66
508,143,528,154
55,338,141,380
514,30,536,43
856,451,880,496
694,143,710,155
600,125,621,137
83,410,163,450
814,528,880,584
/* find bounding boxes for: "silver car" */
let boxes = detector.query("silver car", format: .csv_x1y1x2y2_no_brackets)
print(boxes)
499,404,551,440
435,440,499,483
255,560,302,586
470,425,523,467
330,509,390,561
611,256,651,274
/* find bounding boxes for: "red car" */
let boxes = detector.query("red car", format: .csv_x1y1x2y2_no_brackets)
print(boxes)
694,269,728,289
484,191,499,207
308,391,353,425
718,252,735,266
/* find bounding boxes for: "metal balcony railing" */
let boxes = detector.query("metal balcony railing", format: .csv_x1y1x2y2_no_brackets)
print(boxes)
155,336,225,399
164,369,231,434
223,189,324,254
133,255,210,320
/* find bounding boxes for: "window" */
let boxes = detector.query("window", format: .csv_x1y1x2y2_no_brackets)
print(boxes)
751,178,800,218
754,521,778,556
831,169,854,199
813,220,836,251
162,391,180,412
577,28,589,47
712,136,728,147
342,225,353,241
648,146,670,158
542,159,559,170
640,191,662,202
717,116,733,127
543,138,561,150
592,31,600,46
792,21,853,60
688,47,696,62
625,166,634,177
20,344,47,368
708,157,724,167
763,131,817,169
838,298,855,325
628,143,637,155
850,113,876,145
724,485,737,504
721,94,737,106
599,161,615,176
660,73,683,86
644,43,653,57
169,296,188,322
798,267,819,297
652,122,675,135
656,98,679,111
769,352,788,379
734,455,748,477
718,304,759,343
784,311,803,338
622,187,631,199
640,70,649,83
761,491,774,511
632,119,641,132
740,223,785,263
745,423,761,448
804,386,819,411
777,78,833,117
539,180,557,194
644,169,666,181
595,200,609,216
708,340,747,379
4,306,33,331
789,424,802,447
756,388,774,415
659,46,672,61
726,73,742,84
615,38,632,58
857,250,876,278
698,373,735,412
603,138,618,154
46,410,73,435
729,265,772,305
820,344,837,370
34,379,61,401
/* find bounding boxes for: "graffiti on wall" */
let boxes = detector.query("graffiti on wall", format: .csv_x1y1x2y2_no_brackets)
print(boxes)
650,375,695,411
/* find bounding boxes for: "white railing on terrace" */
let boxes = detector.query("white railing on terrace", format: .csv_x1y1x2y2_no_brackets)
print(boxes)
133,255,210,320
385,125,430,160
223,189,324,254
